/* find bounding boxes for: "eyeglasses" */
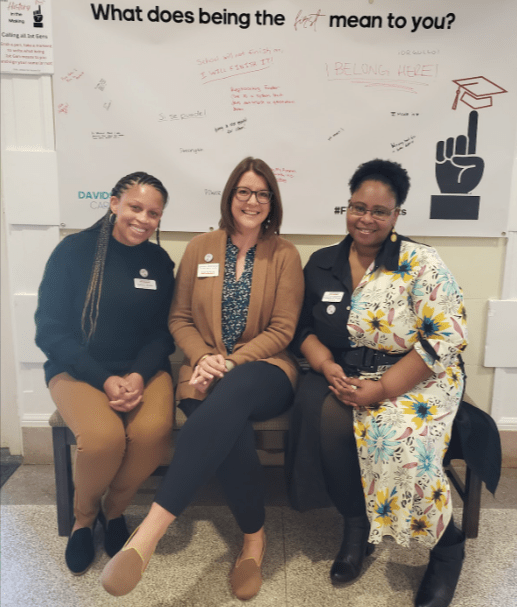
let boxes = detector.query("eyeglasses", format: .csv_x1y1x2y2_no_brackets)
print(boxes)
233,187,272,204
347,201,396,221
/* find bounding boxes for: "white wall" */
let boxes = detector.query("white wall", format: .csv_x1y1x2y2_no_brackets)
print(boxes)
1,74,60,452
1,192,22,452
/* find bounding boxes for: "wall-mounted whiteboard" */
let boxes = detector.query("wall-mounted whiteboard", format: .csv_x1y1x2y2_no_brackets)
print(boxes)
52,0,517,236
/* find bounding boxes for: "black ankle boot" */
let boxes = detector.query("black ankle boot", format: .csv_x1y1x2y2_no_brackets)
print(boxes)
330,515,375,585
415,532,466,607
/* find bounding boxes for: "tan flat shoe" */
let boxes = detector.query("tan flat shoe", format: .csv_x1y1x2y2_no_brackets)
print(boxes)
230,537,266,601
100,526,149,596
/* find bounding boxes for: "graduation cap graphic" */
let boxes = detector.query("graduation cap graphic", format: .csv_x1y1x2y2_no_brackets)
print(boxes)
452,76,507,110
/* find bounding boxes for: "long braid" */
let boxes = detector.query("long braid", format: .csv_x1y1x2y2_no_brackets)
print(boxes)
81,171,168,343
81,211,113,343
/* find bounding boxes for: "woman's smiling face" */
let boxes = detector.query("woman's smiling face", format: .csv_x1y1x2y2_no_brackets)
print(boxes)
231,171,271,237
110,184,164,246
347,180,399,252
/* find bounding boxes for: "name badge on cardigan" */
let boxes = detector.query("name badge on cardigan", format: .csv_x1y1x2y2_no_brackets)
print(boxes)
197,263,220,277
322,291,344,302
134,278,157,290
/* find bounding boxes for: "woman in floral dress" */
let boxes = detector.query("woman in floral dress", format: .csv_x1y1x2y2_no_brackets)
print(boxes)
286,159,468,607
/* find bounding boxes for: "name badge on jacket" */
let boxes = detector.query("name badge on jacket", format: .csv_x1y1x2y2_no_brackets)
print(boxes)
197,263,220,277
322,291,344,302
134,278,157,290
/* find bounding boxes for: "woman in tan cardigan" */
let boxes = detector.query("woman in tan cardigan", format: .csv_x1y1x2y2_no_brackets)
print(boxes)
101,157,304,600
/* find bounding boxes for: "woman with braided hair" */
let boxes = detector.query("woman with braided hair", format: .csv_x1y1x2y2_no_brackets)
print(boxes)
35,171,176,575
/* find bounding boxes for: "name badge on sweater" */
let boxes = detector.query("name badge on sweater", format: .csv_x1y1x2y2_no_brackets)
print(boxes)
197,263,220,277
134,278,157,290
322,291,344,302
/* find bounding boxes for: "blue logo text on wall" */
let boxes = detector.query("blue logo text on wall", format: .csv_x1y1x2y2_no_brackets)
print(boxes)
78,191,111,210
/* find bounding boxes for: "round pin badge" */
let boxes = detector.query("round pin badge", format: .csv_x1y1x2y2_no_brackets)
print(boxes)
139,269,149,278
204,253,213,262
326,304,336,315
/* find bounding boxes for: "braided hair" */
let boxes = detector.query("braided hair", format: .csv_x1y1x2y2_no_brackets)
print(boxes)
81,171,168,343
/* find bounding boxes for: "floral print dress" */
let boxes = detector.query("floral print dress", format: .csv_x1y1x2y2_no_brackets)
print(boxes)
349,240,468,547
221,237,256,354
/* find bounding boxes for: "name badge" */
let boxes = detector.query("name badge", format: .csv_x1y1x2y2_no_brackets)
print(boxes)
322,291,344,302
134,278,157,290
197,263,220,277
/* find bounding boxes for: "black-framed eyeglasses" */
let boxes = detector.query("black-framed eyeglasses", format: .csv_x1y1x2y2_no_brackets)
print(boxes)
347,201,396,221
233,187,272,204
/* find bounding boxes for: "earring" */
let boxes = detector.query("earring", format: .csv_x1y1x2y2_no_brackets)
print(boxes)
390,228,397,242
109,212,116,225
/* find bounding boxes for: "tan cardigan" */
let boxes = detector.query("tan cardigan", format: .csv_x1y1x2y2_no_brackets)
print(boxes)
169,229,304,401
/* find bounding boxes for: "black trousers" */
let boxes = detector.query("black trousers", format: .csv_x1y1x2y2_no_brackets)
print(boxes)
154,362,293,534
285,369,365,517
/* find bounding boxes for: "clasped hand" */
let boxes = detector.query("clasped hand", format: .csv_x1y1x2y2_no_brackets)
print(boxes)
104,373,144,412
189,354,227,393
321,360,386,409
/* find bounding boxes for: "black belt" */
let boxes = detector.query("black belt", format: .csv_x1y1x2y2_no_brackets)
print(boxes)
332,347,406,375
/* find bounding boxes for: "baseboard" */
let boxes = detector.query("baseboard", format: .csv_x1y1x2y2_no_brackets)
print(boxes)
496,417,517,432
21,413,52,428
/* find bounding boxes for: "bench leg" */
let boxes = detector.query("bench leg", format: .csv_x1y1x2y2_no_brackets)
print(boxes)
462,467,482,539
52,427,74,537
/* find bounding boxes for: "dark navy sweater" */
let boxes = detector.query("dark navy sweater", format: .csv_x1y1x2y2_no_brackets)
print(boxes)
35,227,175,391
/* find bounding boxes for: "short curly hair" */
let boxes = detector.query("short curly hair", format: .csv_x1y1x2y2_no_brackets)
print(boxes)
349,159,410,207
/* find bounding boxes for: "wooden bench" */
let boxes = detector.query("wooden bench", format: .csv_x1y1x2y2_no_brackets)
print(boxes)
49,394,499,538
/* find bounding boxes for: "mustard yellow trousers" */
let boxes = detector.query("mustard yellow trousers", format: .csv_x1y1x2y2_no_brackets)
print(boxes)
49,371,173,527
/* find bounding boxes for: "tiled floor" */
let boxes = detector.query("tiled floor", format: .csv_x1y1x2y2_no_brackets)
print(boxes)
1,465,517,607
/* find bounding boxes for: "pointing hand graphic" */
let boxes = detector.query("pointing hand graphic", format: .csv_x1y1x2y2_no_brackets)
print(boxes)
34,6,43,27
435,110,484,194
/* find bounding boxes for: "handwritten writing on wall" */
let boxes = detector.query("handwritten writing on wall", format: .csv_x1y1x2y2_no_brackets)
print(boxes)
325,61,438,94
328,127,344,142
61,68,84,82
158,110,206,122
391,112,420,117
231,85,294,111
215,117,247,134
91,131,124,139
273,167,297,184
197,47,282,84
391,135,416,153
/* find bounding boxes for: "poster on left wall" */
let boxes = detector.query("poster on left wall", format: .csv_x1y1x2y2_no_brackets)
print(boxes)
0,0,53,74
